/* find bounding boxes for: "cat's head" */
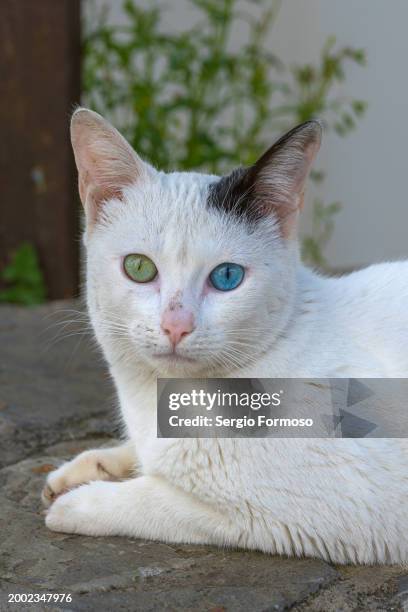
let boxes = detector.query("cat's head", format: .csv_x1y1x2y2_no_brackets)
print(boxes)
71,108,321,376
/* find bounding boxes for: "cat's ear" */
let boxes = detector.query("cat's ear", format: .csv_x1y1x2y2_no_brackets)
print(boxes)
70,108,154,225
211,121,322,238
249,120,322,237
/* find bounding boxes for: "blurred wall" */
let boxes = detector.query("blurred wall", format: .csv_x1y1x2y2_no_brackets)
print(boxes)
320,0,408,268
85,0,408,269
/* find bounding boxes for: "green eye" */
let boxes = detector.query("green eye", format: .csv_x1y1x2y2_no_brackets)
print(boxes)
123,254,158,283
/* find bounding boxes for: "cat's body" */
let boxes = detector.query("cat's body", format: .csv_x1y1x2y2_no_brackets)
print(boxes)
43,109,408,564
242,261,408,379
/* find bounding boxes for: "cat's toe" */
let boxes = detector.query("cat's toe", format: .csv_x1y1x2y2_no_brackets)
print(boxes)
42,469,70,508
45,481,112,536
41,483,56,508
45,487,88,534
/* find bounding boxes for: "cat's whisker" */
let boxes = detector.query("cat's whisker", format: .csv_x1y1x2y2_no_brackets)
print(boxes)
39,317,92,338
41,307,87,320
40,318,92,341
43,329,94,347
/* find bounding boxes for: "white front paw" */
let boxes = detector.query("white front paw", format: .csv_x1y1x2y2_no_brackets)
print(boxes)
45,481,113,536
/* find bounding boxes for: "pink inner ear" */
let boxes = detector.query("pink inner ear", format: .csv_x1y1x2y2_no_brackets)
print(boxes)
78,162,125,226
77,139,136,201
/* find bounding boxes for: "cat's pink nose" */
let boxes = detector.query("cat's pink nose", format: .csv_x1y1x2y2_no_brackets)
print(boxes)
161,310,195,348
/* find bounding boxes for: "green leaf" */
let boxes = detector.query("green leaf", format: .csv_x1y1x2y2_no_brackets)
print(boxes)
0,243,46,305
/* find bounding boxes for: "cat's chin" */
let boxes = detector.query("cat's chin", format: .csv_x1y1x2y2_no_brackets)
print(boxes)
149,351,210,376
153,352,197,365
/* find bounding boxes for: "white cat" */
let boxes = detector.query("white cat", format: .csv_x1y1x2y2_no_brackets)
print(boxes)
43,108,408,564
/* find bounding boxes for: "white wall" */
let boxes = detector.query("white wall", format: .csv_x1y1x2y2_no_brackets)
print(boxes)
84,0,408,268
320,0,408,267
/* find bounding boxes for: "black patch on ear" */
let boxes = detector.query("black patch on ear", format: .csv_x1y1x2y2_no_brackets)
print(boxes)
207,167,261,224
207,120,322,225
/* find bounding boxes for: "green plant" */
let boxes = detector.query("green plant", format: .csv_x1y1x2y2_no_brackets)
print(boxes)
0,243,46,306
83,0,366,266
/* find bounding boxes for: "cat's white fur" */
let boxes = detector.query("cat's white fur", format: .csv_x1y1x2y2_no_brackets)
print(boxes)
43,109,408,565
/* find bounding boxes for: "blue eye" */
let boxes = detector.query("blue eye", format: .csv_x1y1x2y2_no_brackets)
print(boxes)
209,263,245,291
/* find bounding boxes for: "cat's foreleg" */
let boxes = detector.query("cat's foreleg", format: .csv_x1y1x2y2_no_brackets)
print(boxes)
45,476,238,546
42,442,138,507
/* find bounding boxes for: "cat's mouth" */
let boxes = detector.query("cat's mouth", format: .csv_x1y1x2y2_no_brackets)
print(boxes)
153,352,197,364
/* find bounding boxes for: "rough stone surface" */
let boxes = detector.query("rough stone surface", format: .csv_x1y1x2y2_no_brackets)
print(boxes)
0,302,116,468
0,450,338,611
0,302,407,611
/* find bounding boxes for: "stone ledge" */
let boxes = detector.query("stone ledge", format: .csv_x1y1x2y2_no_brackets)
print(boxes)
0,302,115,468
0,449,338,611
